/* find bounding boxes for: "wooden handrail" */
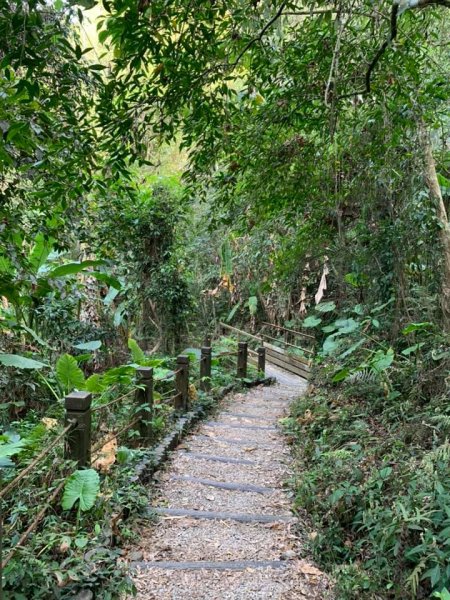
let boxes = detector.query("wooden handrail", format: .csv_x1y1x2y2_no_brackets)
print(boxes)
259,332,314,355
261,321,315,341
220,321,314,355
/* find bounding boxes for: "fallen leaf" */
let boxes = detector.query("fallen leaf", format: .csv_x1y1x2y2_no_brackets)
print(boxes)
297,560,324,576
92,438,117,473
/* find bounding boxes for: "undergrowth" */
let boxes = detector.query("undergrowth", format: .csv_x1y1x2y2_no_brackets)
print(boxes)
286,348,450,599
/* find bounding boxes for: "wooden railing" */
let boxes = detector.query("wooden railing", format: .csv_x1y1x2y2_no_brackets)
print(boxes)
1,321,309,581
220,322,314,380
0,336,266,578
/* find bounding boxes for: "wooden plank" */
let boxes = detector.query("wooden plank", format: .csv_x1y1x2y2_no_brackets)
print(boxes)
266,356,309,380
266,353,311,378
265,351,310,379
264,341,311,368
134,560,288,571
265,346,311,370
149,507,295,523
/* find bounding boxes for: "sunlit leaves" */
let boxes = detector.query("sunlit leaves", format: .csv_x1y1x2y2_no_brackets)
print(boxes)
56,354,85,392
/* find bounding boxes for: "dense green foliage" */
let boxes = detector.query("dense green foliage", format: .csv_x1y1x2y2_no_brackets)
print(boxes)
1,0,449,597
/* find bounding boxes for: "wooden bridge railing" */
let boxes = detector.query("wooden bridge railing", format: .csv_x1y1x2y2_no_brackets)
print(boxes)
220,322,314,380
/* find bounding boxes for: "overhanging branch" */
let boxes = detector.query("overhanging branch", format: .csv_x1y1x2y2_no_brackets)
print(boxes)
229,0,288,70
339,0,450,100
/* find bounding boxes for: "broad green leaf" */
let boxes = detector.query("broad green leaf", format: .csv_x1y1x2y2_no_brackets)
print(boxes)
379,466,392,479
322,335,340,355
352,304,365,315
322,324,337,333
402,322,433,335
74,340,102,351
103,286,120,306
128,338,145,362
315,301,336,313
226,301,241,323
62,469,100,511
183,347,201,359
401,343,425,356
28,233,55,272
0,353,47,369
90,272,122,289
86,374,106,393
56,354,85,392
334,318,359,334
332,368,350,382
0,436,26,468
303,316,322,328
19,325,51,348
113,303,126,326
48,260,103,278
339,338,365,359
371,348,394,372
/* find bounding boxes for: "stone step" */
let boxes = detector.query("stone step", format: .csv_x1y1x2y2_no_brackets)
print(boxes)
205,422,277,431
196,434,276,449
170,475,275,494
179,452,257,465
133,559,288,571
223,412,279,420
149,507,294,524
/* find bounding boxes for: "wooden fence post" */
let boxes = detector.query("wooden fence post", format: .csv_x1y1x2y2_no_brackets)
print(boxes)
237,342,248,379
136,367,153,443
257,347,266,377
200,346,212,392
65,391,92,468
175,355,189,412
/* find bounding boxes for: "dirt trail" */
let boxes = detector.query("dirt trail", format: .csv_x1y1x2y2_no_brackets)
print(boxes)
127,365,332,599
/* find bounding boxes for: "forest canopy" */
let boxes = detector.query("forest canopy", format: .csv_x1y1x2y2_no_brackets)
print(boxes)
1,0,450,598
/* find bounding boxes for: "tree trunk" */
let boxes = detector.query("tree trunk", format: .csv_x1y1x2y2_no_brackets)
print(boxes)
420,123,450,331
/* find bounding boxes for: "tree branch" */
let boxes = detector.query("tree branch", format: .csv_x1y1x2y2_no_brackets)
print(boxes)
229,1,288,70
338,0,450,100
364,2,399,95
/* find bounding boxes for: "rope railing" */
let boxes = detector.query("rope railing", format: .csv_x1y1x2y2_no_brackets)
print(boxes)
261,321,315,341
0,421,76,501
1,478,66,569
91,388,137,413
91,416,141,456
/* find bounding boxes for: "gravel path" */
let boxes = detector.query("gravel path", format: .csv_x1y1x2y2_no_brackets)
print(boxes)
127,365,333,599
